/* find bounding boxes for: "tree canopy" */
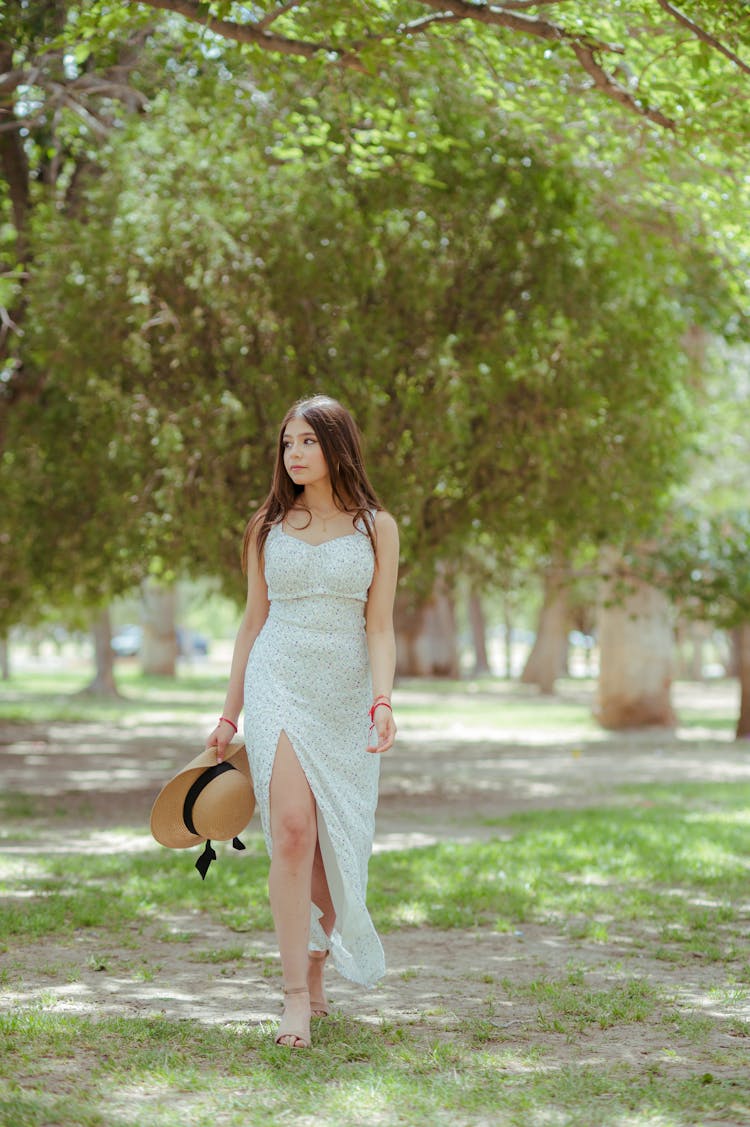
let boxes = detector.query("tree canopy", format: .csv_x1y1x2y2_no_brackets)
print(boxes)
0,0,748,629
125,1,750,134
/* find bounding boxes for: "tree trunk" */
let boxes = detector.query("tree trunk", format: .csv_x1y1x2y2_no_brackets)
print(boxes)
735,623,750,739
521,557,569,694
596,552,676,729
468,588,490,675
80,608,119,697
0,633,9,680
675,619,708,680
503,600,514,680
140,579,178,676
727,627,741,678
395,573,459,678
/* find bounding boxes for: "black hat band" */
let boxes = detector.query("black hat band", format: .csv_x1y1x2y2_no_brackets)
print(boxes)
182,761,237,836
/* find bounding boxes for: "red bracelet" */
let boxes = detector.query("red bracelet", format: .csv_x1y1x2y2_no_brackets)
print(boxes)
219,716,238,733
369,700,393,723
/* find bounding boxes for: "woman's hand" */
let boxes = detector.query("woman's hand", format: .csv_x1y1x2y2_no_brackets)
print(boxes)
206,718,237,763
367,703,396,754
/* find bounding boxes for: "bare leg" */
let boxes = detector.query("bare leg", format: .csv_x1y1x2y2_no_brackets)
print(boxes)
311,837,335,936
309,837,334,1014
269,731,317,1046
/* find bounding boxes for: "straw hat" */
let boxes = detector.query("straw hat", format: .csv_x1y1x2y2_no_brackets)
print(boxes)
150,742,255,878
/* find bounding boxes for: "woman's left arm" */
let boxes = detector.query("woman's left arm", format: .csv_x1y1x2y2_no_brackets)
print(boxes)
365,510,400,754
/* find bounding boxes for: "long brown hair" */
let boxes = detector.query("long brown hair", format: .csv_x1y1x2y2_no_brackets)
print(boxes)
241,395,382,573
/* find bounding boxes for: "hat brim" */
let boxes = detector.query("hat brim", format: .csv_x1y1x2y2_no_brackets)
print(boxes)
150,742,255,849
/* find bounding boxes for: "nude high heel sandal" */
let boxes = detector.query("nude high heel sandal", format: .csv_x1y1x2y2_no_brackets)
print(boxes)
308,949,330,1017
275,986,311,1049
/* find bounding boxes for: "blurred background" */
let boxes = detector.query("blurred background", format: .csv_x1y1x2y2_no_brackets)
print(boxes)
1,2,749,736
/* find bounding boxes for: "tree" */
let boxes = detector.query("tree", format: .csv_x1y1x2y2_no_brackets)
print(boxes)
1,2,152,373
620,342,750,737
127,0,750,134
3,15,743,701
6,72,706,607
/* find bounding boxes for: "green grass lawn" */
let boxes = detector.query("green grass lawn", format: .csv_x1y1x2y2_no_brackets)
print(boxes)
1,668,739,734
0,674,748,1124
2,1007,747,1127
2,783,750,1125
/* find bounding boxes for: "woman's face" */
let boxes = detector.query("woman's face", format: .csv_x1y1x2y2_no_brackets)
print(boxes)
281,416,330,487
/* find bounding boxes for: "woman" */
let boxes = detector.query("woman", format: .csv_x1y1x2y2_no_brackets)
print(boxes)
206,395,399,1049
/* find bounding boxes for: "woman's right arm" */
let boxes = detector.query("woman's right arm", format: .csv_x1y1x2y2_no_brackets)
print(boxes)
206,524,270,761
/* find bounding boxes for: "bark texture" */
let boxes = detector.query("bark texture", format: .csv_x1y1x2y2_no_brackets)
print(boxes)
140,580,178,676
81,608,119,697
395,575,459,678
521,558,569,694
468,588,490,676
735,623,750,740
597,555,676,729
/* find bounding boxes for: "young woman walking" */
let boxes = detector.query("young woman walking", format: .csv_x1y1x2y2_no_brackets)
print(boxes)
206,395,399,1049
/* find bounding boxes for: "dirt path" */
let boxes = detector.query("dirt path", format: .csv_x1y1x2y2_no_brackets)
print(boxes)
2,711,749,1083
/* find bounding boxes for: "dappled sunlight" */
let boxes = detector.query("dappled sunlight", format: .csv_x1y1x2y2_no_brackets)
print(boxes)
2,830,158,857
3,685,750,1122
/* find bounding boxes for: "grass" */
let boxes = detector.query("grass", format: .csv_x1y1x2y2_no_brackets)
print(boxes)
0,668,228,724
2,783,749,957
1,676,748,1124
0,668,740,737
0,668,602,730
1,1009,749,1127
1,780,748,1121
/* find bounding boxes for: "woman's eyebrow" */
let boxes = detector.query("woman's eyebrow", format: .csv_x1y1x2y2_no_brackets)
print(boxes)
283,430,316,439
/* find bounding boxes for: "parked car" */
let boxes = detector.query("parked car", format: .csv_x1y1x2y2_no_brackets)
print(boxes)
111,625,209,658
176,628,209,656
111,624,142,657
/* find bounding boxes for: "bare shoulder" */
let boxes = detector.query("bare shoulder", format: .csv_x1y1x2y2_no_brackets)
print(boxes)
244,510,265,547
373,510,399,562
374,509,398,538
242,509,269,577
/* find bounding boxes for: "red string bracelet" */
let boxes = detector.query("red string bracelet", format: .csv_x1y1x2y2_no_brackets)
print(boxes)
219,716,238,733
369,699,393,723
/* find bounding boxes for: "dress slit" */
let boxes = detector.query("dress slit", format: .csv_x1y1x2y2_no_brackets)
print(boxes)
266,724,351,958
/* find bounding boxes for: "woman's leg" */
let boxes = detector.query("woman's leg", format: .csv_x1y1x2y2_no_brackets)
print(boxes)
309,838,334,1014
311,837,335,936
269,731,317,1045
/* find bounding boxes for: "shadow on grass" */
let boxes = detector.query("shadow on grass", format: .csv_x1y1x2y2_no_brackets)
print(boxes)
3,787,750,961
1,1008,749,1127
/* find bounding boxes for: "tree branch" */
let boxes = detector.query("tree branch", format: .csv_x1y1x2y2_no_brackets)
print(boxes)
414,1,676,128
0,45,30,246
398,13,470,36
495,0,571,7
414,0,623,51
257,1,305,31
132,0,366,69
131,0,685,129
655,0,750,77
570,43,676,130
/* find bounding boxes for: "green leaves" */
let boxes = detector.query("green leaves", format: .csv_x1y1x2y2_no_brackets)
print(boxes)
2,8,744,624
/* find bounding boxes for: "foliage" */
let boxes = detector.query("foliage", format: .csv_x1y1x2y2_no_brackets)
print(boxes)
2,62,713,619
627,341,750,630
99,1,750,139
1,4,746,626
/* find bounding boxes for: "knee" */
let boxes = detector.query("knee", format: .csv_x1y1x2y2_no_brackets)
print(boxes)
274,809,316,862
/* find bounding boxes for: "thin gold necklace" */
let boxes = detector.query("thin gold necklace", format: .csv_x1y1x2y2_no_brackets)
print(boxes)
307,504,343,531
